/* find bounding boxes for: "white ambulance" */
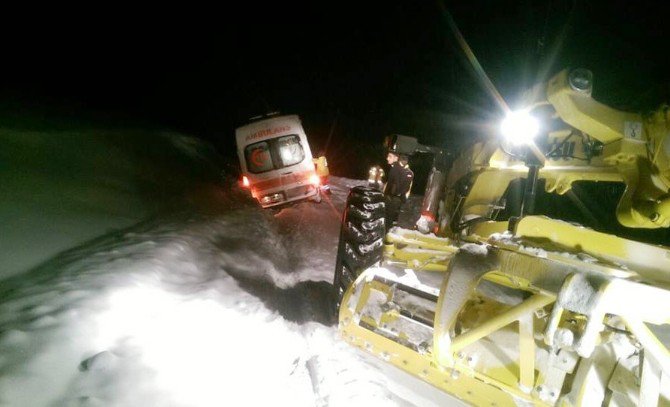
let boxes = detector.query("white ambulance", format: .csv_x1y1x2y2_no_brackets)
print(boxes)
235,114,322,208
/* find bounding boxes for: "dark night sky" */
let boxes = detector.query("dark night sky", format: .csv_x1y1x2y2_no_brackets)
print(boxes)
1,1,669,178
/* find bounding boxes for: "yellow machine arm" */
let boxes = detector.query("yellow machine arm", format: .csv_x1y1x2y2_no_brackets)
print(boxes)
545,69,670,228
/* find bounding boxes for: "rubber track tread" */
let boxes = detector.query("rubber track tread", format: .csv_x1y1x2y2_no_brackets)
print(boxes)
333,186,386,307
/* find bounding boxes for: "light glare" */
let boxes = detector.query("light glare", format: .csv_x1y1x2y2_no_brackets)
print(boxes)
95,286,309,406
500,110,539,145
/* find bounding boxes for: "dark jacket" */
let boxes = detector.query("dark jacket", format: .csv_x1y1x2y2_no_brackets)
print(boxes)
385,162,414,199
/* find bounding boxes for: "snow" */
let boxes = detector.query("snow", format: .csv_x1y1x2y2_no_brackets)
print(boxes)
460,242,489,256
0,129,225,281
0,130,461,406
387,227,451,243
366,266,441,297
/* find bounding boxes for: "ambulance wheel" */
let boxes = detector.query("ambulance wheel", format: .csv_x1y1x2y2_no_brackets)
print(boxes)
333,186,386,307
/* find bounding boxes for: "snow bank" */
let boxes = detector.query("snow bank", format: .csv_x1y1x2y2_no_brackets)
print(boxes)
0,128,226,280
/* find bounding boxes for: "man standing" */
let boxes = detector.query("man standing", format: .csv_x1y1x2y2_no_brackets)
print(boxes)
384,151,414,228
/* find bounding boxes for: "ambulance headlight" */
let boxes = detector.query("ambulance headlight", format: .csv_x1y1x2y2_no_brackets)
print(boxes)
500,110,539,145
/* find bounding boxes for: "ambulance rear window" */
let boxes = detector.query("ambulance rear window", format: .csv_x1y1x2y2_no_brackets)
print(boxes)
244,135,305,173
244,142,274,173
276,135,305,167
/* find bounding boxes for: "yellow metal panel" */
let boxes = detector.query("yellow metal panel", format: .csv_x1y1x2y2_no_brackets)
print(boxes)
450,294,554,353
518,315,535,391
339,278,549,406
468,221,509,240
546,70,641,144
386,230,458,252
514,216,670,285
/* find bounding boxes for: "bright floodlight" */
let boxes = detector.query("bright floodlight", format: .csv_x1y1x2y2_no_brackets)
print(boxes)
500,110,539,145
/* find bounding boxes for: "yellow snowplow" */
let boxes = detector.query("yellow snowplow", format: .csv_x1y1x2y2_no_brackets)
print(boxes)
333,69,670,406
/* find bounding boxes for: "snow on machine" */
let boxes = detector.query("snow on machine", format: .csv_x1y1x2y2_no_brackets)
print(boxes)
235,114,325,208
333,68,670,406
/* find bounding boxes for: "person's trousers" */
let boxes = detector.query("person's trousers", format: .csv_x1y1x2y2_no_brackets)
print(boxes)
385,195,404,230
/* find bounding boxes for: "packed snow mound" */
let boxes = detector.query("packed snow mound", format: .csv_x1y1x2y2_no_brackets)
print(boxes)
0,128,227,280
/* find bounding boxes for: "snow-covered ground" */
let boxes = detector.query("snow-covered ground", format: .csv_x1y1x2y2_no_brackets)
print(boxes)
1,134,460,407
